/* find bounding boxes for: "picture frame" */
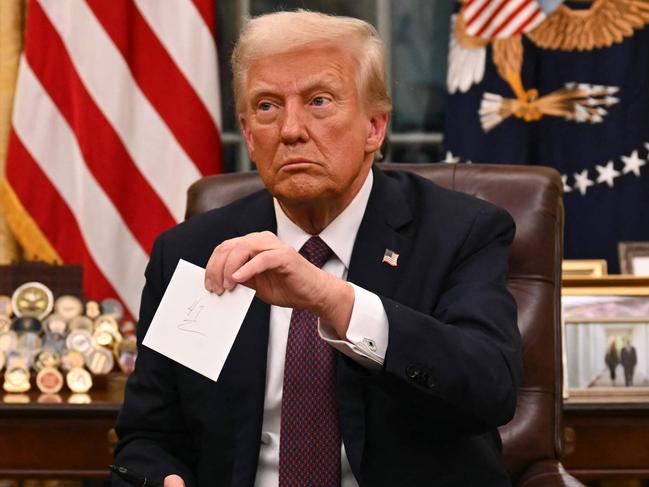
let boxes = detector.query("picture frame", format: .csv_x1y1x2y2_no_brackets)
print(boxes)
562,276,649,403
618,242,649,276
562,259,608,278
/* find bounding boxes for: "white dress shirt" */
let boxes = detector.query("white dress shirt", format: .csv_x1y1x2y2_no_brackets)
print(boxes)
254,170,389,487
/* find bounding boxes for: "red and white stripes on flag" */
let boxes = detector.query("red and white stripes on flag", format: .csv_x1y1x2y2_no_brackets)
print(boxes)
2,0,222,317
462,0,546,40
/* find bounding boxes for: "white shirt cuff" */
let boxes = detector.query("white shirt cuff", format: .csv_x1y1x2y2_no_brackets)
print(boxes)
318,283,388,370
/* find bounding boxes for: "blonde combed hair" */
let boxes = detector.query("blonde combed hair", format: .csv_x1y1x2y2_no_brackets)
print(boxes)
231,10,392,116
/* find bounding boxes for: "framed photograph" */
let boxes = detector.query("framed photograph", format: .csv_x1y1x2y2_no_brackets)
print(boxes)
562,276,649,402
619,242,649,276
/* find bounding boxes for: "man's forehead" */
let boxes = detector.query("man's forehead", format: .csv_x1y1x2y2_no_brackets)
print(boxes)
245,43,358,90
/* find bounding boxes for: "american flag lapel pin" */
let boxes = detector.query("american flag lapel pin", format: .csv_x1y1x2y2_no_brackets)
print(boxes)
382,248,399,267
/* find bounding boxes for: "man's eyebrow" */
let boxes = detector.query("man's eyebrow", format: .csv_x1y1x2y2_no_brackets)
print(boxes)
248,74,345,102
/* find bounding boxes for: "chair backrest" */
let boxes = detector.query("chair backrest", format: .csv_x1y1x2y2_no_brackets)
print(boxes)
185,162,565,482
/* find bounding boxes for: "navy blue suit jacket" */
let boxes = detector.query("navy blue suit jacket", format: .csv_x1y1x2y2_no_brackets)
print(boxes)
113,166,522,486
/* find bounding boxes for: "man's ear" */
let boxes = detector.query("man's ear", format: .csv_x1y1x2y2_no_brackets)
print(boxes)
239,114,254,154
365,112,389,154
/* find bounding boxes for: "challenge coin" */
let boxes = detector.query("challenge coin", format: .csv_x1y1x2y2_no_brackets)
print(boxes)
54,295,83,321
68,316,94,333
0,295,12,317
84,300,101,319
86,348,114,375
16,331,42,354
61,349,85,371
66,330,94,355
36,367,64,394
34,349,61,372
94,314,119,333
5,351,29,369
4,366,31,393
11,282,54,320
11,317,43,334
0,331,17,353
44,314,68,335
101,298,124,320
42,332,66,354
114,338,137,373
119,320,136,338
66,367,93,393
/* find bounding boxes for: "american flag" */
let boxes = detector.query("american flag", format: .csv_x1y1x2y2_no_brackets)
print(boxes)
382,249,399,267
462,0,546,40
1,0,222,317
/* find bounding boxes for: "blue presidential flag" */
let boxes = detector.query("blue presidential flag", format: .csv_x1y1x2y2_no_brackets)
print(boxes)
444,0,649,272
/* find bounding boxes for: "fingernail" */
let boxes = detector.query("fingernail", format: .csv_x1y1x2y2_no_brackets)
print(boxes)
232,270,242,280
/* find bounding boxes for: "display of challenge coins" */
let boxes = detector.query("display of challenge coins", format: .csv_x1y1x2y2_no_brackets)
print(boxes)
0,280,136,396
11,282,54,320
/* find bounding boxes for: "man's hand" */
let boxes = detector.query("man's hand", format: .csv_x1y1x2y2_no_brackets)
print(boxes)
204,231,354,338
164,474,185,487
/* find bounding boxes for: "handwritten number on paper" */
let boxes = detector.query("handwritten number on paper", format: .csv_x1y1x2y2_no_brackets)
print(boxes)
178,293,209,336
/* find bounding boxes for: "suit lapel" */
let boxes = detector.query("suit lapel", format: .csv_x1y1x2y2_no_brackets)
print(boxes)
346,166,413,295
340,165,414,480
218,191,276,487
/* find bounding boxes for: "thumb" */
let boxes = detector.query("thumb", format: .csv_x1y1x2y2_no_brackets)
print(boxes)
164,474,186,487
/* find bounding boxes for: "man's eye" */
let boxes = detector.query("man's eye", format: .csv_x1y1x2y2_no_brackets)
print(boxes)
311,96,330,107
258,102,273,111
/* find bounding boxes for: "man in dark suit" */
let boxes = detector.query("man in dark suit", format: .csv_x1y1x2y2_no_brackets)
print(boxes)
621,338,637,387
113,10,522,487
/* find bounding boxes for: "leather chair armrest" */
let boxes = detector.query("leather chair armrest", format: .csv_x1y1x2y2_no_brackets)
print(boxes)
517,460,585,487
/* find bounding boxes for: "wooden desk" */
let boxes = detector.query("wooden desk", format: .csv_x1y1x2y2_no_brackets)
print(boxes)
562,397,649,483
3,388,648,482
0,389,122,479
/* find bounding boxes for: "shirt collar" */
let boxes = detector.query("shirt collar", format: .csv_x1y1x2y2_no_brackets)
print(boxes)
273,169,373,269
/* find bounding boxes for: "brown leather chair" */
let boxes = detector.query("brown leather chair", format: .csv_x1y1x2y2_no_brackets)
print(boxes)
185,162,583,487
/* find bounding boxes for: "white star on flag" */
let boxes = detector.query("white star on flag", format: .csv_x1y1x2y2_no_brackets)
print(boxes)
573,169,594,196
443,151,460,164
561,174,572,193
621,150,646,177
595,161,621,187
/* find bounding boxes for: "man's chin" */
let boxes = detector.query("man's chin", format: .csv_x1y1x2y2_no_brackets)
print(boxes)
272,180,331,207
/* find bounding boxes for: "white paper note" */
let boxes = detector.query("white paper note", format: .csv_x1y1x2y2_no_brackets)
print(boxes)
143,259,256,381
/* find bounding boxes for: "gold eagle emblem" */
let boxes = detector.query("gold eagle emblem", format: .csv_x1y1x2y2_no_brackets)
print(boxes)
448,0,649,131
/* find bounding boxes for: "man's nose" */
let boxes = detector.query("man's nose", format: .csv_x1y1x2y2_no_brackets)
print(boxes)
280,100,309,144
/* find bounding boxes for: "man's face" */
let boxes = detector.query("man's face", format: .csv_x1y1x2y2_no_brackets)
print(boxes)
239,43,387,209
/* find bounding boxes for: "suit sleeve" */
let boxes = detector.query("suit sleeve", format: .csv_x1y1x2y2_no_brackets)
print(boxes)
113,236,197,487
379,203,522,433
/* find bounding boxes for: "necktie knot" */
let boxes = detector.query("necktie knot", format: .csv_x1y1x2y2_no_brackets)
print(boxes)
300,236,332,269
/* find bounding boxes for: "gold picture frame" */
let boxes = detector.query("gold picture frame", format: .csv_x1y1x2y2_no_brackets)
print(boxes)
562,259,608,278
562,276,649,403
618,242,649,276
